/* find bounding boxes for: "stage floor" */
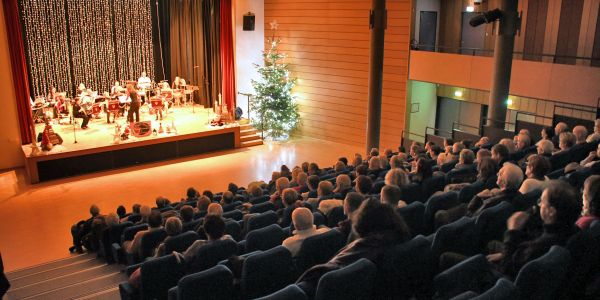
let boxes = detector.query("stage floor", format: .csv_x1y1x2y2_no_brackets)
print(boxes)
26,104,226,156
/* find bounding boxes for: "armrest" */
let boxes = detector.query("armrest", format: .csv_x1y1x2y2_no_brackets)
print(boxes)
125,263,142,276
118,281,138,300
168,286,178,300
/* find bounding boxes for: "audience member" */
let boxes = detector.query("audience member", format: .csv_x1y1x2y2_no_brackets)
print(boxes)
125,210,163,255
180,205,194,224
294,172,310,194
206,203,223,217
586,119,600,142
337,192,364,239
491,144,510,166
499,138,516,154
154,217,183,257
355,175,373,196
183,215,233,261
580,143,600,168
553,122,569,147
116,206,127,220
475,148,491,164
381,185,402,207
282,207,330,257
573,125,588,145
577,175,600,230
126,204,142,223
385,168,410,187
537,139,554,157
70,204,104,253
270,177,290,209
519,155,551,194
556,132,576,153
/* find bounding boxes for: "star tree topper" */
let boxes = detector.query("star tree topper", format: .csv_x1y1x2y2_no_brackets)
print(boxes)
269,19,279,30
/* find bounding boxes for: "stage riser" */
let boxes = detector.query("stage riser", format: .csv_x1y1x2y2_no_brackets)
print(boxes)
36,133,235,182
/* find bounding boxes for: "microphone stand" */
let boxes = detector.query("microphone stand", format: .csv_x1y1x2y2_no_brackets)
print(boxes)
238,92,253,120
73,119,78,144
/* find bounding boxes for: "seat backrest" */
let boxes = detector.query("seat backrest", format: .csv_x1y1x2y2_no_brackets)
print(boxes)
121,224,148,243
376,235,435,299
431,217,478,258
163,231,199,254
177,265,233,300
241,246,294,299
250,195,270,205
397,201,425,237
295,229,346,273
326,206,346,228
474,201,514,250
245,224,285,253
473,278,519,300
458,181,485,204
247,210,278,232
140,254,186,300
400,183,423,204
423,191,459,234
314,258,378,300
181,219,201,233
254,284,308,300
515,245,571,300
222,209,243,221
139,229,167,259
249,201,276,214
222,201,242,212
188,238,238,273
109,222,133,244
422,175,447,200
225,219,242,241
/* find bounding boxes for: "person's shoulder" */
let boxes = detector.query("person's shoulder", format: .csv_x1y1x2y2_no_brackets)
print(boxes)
316,227,331,234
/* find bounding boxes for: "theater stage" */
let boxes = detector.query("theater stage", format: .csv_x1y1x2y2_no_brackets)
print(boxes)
22,105,241,183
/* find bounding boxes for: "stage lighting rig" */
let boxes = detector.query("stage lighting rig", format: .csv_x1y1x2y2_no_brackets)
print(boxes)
469,8,502,27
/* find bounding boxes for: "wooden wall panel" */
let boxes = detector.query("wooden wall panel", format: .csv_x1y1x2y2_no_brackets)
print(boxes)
555,0,584,64
264,0,411,150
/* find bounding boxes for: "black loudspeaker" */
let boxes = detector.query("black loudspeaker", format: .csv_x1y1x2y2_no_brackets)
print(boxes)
243,13,255,31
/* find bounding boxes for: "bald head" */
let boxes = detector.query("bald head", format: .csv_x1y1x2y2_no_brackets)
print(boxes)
292,207,314,231
497,163,524,190
207,203,223,217
573,125,588,144
555,122,568,135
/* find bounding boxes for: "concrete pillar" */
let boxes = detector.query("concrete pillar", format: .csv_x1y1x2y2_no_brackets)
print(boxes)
487,0,519,128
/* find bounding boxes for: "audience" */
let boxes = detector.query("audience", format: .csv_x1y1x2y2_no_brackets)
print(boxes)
553,122,569,147
381,185,402,207
537,139,554,157
70,204,104,253
282,207,330,257
556,132,576,153
154,217,183,257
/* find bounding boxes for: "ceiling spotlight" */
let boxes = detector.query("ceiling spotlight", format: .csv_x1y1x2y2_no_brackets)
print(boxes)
454,90,463,97
469,9,502,27
466,6,475,12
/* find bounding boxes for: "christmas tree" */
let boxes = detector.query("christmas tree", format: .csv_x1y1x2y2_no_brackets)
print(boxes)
251,31,299,140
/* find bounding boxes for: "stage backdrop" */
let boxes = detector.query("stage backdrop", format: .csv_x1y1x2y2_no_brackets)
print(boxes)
19,0,155,97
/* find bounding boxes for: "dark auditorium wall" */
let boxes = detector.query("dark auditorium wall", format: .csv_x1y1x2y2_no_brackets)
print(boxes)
264,0,411,150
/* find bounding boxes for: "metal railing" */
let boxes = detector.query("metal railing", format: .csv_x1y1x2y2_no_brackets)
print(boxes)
410,43,599,67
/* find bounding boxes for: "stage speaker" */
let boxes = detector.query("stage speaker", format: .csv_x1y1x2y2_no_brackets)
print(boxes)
243,13,255,31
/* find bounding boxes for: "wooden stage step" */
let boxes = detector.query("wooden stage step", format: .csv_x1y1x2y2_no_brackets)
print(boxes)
238,123,263,147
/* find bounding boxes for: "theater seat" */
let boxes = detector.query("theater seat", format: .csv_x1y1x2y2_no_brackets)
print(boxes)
397,201,425,237
170,264,233,300
137,229,167,262
449,278,519,300
163,231,199,254
246,210,278,233
434,254,499,299
376,235,436,299
222,209,243,221
474,201,514,251
119,253,186,300
254,284,307,300
515,245,571,300
241,246,295,299
431,217,478,258
244,224,285,253
314,258,377,300
187,238,238,273
249,201,276,214
295,229,346,273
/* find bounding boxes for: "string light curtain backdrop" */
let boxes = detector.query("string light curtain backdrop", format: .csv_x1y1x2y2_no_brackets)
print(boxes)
19,0,155,96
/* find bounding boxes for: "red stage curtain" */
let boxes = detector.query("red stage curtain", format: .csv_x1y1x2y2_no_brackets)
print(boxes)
3,0,33,144
219,0,235,112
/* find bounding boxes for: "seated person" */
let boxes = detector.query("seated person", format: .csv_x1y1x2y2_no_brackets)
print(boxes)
580,143,600,168
586,119,600,143
337,192,365,241
380,185,403,208
573,125,588,145
519,155,551,194
296,198,410,297
154,217,183,257
474,136,490,148
409,157,433,184
467,162,523,216
70,204,104,253
301,175,320,200
577,175,600,230
307,181,334,207
354,175,373,196
282,207,330,257
385,168,410,188
184,215,232,261
280,188,303,228
537,139,554,157
554,132,576,154
124,210,163,255
489,181,581,279
491,144,510,167
318,175,352,215
293,172,310,194
194,196,211,217
270,177,290,209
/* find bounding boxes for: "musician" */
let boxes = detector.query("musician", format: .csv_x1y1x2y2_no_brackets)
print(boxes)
138,72,152,89
111,80,125,96
172,76,186,105
77,83,86,96
73,97,90,129
127,84,140,123
47,87,66,119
